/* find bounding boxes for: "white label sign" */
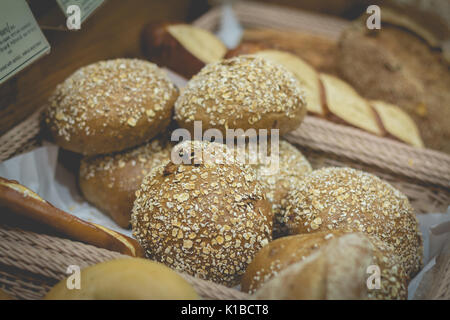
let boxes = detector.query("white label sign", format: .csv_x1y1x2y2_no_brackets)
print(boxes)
0,0,51,85
56,0,105,25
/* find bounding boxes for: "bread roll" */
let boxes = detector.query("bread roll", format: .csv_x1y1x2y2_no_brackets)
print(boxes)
0,177,144,257
281,167,423,279
253,233,375,300
44,258,199,300
79,139,172,228
131,140,273,286
45,59,178,156
253,50,324,116
236,140,312,238
233,29,339,74
142,23,227,78
243,231,407,299
174,56,307,136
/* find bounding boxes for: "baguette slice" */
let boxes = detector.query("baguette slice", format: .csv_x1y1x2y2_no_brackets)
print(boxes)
320,73,383,136
371,100,424,148
255,50,325,116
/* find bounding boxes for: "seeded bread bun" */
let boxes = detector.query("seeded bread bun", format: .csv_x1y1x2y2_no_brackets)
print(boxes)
243,231,407,299
174,56,307,136
45,59,178,156
131,140,273,286
281,167,423,279
44,258,199,300
237,140,312,238
79,139,172,228
253,233,378,300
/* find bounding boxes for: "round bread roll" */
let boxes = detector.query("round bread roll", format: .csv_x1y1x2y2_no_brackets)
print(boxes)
236,140,312,238
281,167,423,279
243,231,407,299
174,55,307,136
131,140,273,286
79,138,172,228
44,258,199,300
45,59,178,155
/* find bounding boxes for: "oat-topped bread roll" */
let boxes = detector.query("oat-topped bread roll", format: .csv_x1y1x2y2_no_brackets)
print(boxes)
131,140,273,286
79,138,172,228
45,59,178,155
236,140,312,238
174,56,307,136
281,167,423,279
243,231,407,299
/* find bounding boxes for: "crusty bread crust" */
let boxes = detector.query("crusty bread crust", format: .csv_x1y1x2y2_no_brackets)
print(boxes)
244,231,408,299
79,138,172,228
45,59,178,156
174,56,307,137
281,167,423,279
131,140,273,286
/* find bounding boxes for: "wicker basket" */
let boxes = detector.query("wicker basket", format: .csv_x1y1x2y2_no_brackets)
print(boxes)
0,1,449,300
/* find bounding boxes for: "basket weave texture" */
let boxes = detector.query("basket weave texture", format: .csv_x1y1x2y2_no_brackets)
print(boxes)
0,1,449,300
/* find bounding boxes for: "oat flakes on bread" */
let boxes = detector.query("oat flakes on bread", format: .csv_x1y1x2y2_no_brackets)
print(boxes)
131,140,273,286
243,231,407,299
253,50,324,116
281,167,423,279
236,139,312,238
45,59,178,156
79,138,172,228
174,56,307,137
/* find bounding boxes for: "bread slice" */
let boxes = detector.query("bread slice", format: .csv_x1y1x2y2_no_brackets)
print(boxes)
320,73,383,136
167,24,226,65
371,100,424,148
255,50,325,116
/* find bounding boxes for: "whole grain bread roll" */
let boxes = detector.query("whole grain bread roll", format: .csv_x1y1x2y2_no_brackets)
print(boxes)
236,140,312,238
281,167,423,279
45,59,178,156
174,56,307,136
79,138,172,228
131,140,273,286
243,231,407,299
